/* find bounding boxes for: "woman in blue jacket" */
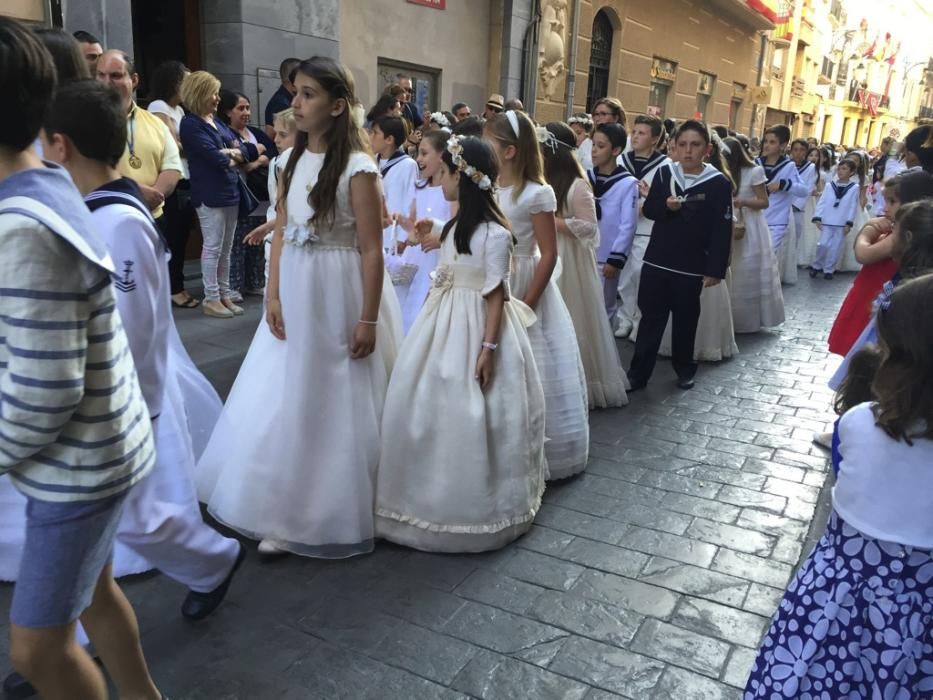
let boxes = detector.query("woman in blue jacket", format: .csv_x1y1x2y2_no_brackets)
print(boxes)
179,71,248,319
218,90,277,299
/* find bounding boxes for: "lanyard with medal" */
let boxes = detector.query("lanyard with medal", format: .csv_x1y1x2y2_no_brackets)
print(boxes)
127,112,142,169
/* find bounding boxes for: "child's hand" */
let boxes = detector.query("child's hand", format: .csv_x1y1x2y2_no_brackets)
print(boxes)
243,222,270,245
420,234,441,252
815,222,823,231
413,218,435,240
475,348,496,391
767,181,781,193
602,263,619,279
637,180,650,198
350,322,376,359
666,196,682,211
266,300,286,340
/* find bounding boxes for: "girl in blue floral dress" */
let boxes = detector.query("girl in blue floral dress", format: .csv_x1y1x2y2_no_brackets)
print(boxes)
745,272,933,699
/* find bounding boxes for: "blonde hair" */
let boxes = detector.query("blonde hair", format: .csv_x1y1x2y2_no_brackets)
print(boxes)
273,107,297,133
180,70,221,116
485,110,545,201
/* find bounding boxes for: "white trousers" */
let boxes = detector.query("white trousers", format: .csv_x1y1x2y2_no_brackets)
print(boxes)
618,235,650,331
811,225,846,273
769,223,788,252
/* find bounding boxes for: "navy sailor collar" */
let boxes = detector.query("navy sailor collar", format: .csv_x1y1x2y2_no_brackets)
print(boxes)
85,177,167,249
620,150,667,180
668,162,724,195
757,154,795,182
829,180,856,206
378,149,409,176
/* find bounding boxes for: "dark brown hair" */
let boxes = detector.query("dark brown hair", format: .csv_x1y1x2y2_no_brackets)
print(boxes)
870,272,933,442
594,97,626,127
542,121,584,214
893,199,933,278
834,345,881,415
415,129,451,189
722,135,755,188
278,56,372,227
34,27,88,83
0,18,56,151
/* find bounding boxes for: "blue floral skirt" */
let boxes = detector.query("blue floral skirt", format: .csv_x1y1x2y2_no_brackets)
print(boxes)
745,510,933,699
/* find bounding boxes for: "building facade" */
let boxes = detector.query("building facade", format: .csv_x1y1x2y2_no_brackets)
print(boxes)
760,0,931,148
531,0,777,133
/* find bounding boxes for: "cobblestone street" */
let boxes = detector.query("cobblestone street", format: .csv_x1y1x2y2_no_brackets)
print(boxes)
1,273,851,699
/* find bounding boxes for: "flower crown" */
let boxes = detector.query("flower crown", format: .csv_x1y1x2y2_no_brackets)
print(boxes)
568,114,593,128
447,136,493,191
430,112,450,128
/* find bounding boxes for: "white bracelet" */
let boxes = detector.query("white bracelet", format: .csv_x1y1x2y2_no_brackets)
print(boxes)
358,319,378,326
481,341,498,351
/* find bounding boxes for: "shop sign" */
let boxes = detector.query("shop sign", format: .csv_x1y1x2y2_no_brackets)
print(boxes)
749,85,773,104
407,0,446,8
651,58,677,83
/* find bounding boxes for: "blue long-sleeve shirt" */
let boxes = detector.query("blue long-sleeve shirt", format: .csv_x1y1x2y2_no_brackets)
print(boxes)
180,115,244,208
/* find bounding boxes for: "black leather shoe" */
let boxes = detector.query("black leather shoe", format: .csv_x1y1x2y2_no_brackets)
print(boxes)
3,672,35,699
628,378,647,392
808,267,819,278
676,377,695,390
181,543,246,621
823,272,834,280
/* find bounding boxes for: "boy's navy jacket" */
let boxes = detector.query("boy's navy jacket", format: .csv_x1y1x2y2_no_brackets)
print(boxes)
642,162,734,280
180,115,247,209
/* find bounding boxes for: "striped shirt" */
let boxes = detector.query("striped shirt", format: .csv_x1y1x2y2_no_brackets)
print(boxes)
0,167,155,502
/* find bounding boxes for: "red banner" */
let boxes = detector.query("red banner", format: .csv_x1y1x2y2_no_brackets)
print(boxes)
407,0,446,8
747,0,781,23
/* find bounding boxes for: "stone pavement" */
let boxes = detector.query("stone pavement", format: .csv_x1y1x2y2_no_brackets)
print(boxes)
1,271,853,699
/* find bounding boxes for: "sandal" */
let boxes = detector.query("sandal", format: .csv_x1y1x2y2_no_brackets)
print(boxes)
171,295,201,309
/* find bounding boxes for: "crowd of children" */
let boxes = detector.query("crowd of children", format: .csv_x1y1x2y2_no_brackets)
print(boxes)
1,18,931,697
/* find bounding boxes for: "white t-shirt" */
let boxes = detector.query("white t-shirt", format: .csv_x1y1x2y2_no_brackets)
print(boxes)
833,402,933,548
148,100,184,132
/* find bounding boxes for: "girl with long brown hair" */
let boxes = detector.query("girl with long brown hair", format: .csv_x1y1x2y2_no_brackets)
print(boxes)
484,110,590,479
541,121,628,408
196,56,403,559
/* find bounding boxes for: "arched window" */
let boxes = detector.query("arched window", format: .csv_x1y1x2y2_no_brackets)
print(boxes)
585,10,613,112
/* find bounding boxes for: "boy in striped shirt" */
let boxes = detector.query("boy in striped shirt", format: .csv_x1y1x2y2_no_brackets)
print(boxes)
0,19,162,700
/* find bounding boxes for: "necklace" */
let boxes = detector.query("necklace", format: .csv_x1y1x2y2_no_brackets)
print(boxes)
127,112,141,169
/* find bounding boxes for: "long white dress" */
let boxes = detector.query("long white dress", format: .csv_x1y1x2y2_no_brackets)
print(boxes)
196,151,403,558
554,179,628,408
797,190,821,267
659,272,739,362
398,183,451,333
836,191,868,273
375,223,547,552
778,214,798,285
0,327,223,581
498,182,590,480
730,165,785,333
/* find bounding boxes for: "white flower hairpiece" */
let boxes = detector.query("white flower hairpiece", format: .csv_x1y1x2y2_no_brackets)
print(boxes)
430,112,450,128
711,130,731,156
447,136,493,191
568,114,593,128
535,125,571,155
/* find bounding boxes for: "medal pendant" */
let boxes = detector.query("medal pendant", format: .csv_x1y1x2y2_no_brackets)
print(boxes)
128,154,142,169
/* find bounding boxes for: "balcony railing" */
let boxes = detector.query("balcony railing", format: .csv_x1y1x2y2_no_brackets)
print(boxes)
919,105,933,121
790,77,806,98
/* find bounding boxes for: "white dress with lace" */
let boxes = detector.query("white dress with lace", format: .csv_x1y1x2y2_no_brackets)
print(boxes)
375,223,547,552
554,178,628,408
498,182,589,480
730,165,785,333
196,150,403,558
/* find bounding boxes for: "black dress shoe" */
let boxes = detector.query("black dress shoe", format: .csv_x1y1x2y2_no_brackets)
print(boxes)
808,267,819,278
676,377,695,390
628,378,647,392
3,672,35,699
181,543,246,621
823,272,834,280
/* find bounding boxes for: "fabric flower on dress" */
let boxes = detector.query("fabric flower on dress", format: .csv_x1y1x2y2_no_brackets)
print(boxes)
283,222,320,246
431,264,453,291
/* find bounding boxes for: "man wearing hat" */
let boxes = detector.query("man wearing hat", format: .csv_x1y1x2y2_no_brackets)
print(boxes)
484,94,505,120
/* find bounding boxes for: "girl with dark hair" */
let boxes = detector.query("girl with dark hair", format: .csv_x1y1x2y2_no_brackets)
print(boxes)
722,135,785,334
484,110,589,479
796,145,825,264
375,136,547,553
196,57,403,559
903,125,933,173
827,198,933,393
365,94,401,127
746,272,933,700
542,121,628,408
396,129,454,332
217,89,277,298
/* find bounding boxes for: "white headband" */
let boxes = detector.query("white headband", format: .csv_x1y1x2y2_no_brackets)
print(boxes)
506,110,521,138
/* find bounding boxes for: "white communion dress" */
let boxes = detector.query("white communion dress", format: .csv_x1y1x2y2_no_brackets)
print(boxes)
498,182,590,480
398,183,451,333
836,194,868,273
554,178,628,408
196,150,403,558
730,165,786,333
375,222,547,552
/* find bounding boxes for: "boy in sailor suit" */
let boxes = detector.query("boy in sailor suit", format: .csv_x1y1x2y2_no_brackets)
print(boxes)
42,81,244,620
615,115,669,339
810,158,860,279
790,138,817,252
627,121,733,391
758,125,809,251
